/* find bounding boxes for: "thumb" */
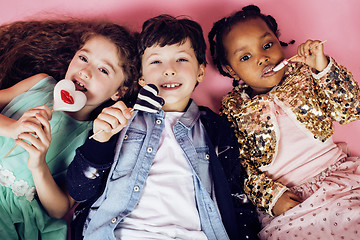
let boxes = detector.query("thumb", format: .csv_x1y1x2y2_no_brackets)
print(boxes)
288,192,303,202
289,55,305,63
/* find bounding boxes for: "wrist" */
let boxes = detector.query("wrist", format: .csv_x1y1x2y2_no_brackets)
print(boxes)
29,160,49,175
314,55,329,72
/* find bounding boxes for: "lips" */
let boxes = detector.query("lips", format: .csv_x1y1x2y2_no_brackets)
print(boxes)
262,65,278,78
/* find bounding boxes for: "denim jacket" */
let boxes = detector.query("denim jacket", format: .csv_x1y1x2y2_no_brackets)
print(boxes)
67,100,260,240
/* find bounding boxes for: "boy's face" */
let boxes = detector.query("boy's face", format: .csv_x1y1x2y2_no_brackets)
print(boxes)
223,18,285,95
139,38,205,112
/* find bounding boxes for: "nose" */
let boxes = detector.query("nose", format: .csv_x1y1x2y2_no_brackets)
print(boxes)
79,68,90,79
163,64,176,77
258,56,270,66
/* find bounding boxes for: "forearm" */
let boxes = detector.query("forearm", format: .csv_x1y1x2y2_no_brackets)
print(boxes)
32,164,73,219
0,114,16,138
66,135,118,201
315,58,360,122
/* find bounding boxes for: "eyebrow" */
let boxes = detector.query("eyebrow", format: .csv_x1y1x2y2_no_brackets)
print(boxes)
233,32,273,55
79,48,117,73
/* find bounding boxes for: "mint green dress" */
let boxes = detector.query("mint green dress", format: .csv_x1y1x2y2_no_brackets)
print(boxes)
0,76,92,239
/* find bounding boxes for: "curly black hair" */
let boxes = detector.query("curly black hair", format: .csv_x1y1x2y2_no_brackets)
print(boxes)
208,5,293,86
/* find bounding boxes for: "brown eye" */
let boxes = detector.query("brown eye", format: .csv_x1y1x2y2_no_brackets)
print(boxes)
241,54,251,61
263,42,273,50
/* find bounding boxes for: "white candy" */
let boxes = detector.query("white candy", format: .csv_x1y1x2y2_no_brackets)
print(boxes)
53,79,87,112
272,59,289,72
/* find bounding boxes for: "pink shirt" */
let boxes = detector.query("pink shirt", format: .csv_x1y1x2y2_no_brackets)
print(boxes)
260,103,346,187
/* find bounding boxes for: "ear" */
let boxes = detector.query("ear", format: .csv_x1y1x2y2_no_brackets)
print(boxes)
111,86,128,101
225,65,240,80
196,64,206,83
138,77,146,87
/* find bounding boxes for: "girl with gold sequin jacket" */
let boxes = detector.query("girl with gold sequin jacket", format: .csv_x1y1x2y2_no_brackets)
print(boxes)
209,4,360,240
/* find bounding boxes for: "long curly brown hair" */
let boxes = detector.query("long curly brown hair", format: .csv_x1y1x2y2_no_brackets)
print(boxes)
0,20,96,89
0,19,140,118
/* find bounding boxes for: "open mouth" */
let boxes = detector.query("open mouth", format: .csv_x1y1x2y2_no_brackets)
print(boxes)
161,83,181,88
73,80,87,92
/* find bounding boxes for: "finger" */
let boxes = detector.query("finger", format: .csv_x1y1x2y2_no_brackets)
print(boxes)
289,55,305,63
35,113,52,139
93,117,115,133
288,192,303,203
32,105,52,120
111,101,133,119
304,40,314,56
100,107,129,127
21,121,50,149
297,43,305,57
15,137,35,152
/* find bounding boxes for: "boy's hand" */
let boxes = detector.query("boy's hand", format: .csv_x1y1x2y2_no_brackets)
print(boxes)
14,107,52,172
92,101,133,142
293,39,328,72
272,191,302,216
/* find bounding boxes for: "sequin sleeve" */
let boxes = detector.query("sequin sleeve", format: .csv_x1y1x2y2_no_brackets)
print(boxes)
313,57,360,124
221,89,288,215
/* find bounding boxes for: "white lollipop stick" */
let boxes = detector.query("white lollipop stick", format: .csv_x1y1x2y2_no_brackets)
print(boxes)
4,80,87,158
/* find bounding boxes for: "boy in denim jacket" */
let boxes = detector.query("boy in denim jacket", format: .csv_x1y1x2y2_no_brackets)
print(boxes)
67,15,260,240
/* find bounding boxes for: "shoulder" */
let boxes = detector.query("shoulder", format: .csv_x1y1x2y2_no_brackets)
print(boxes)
199,106,232,135
0,73,49,109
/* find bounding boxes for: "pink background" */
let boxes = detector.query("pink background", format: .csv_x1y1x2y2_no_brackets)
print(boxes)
1,0,359,155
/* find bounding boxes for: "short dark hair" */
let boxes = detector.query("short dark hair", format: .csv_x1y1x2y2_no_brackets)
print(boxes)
138,14,207,66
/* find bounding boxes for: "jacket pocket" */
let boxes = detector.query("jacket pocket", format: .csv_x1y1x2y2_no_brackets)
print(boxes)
110,129,146,180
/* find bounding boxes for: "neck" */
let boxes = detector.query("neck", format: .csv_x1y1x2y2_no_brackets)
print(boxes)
65,107,92,121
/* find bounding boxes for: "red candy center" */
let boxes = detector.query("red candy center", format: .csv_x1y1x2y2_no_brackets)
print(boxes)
61,90,74,104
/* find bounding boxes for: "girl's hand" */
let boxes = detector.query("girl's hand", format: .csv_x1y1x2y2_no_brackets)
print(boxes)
14,106,52,172
293,39,328,72
272,191,303,216
8,105,52,140
92,101,133,142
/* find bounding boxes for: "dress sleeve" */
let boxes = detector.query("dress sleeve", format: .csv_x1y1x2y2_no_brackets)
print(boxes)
221,92,287,215
66,134,118,202
313,57,360,124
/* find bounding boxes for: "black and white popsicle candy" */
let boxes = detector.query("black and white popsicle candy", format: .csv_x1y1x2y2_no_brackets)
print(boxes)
133,84,165,113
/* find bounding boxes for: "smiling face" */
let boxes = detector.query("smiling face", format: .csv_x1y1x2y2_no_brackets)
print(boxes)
140,38,205,112
65,35,125,112
223,18,285,95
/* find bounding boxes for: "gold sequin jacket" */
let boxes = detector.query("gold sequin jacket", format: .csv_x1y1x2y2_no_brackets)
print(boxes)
221,58,360,215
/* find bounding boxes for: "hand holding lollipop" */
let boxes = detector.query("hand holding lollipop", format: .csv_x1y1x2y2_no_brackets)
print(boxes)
89,84,165,140
4,80,87,158
271,40,327,72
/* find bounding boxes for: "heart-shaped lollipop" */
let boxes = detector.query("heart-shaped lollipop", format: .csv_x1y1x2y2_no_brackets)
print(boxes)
53,79,87,112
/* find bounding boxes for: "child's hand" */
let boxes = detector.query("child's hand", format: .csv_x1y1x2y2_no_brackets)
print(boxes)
272,191,302,216
14,106,52,172
92,101,133,142
9,105,52,140
293,40,328,72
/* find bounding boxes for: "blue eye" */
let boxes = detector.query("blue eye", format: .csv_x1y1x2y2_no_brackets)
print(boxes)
79,55,88,63
240,54,251,61
264,42,273,50
99,68,109,75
